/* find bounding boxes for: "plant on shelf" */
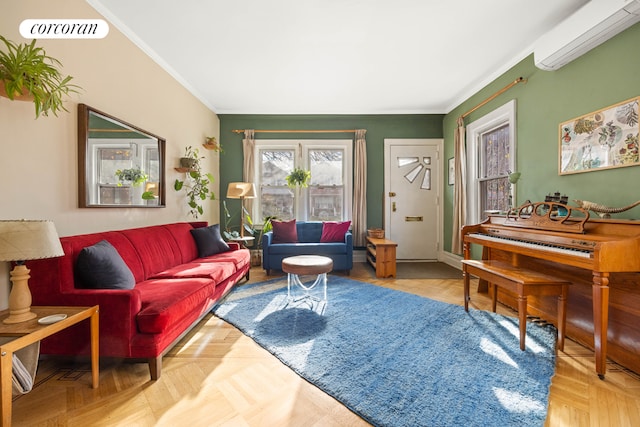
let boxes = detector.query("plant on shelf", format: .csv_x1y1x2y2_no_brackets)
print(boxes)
203,136,223,152
174,146,215,218
0,36,81,118
286,167,311,188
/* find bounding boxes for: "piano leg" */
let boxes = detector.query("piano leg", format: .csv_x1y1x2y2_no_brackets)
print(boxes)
517,295,528,351
593,272,610,380
463,269,470,311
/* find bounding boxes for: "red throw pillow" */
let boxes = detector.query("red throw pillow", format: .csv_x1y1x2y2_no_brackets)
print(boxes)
320,221,351,243
271,219,298,243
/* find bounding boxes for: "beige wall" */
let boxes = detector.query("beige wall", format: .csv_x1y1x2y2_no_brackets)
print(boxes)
0,0,221,308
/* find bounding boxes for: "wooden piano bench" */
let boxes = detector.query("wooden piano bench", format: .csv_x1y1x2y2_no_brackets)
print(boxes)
461,259,569,352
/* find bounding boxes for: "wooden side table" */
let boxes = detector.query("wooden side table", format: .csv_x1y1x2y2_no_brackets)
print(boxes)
228,236,255,249
0,306,99,427
366,237,397,278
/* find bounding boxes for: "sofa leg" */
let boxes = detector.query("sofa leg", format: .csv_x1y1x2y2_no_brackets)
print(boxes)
245,269,250,281
149,356,162,380
266,269,271,276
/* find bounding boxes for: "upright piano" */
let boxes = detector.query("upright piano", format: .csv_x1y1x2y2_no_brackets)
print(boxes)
461,202,640,378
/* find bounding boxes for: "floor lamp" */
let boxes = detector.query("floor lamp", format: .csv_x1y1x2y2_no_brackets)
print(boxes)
0,220,64,324
226,182,257,237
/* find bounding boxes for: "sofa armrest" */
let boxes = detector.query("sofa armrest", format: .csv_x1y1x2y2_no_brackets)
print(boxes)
344,230,353,246
227,242,241,251
58,288,143,343
262,232,273,269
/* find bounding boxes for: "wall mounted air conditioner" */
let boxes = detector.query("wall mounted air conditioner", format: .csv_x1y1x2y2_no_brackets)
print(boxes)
534,0,640,71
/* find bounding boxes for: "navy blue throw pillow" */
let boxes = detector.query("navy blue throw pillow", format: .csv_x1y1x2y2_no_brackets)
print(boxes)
190,224,230,258
75,240,135,289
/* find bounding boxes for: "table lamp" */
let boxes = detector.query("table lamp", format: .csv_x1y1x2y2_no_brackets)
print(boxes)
226,182,257,237
0,220,64,324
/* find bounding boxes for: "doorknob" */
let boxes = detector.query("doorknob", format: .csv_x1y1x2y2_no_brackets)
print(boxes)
389,192,396,197
392,202,396,212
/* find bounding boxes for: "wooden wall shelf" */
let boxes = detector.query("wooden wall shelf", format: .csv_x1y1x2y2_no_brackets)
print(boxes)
174,167,193,173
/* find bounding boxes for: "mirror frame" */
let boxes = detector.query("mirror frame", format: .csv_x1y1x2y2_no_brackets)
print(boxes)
78,104,166,208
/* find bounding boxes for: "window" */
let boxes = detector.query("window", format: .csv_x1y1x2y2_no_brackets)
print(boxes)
466,100,516,224
254,140,352,223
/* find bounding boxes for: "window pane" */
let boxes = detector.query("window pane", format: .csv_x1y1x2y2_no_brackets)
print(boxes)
259,149,295,220
98,148,132,184
398,157,419,167
481,124,510,178
308,185,343,221
307,149,345,220
480,177,510,218
309,149,343,185
404,164,423,183
421,168,431,190
260,150,294,186
260,186,294,220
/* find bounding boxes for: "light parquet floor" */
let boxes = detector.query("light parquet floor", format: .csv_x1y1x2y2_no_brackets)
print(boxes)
11,262,640,426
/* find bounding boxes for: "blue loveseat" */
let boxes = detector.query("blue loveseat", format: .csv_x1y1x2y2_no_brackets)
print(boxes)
262,221,353,275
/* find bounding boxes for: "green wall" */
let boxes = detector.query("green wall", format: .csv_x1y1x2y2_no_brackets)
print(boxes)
218,114,443,231
442,22,640,253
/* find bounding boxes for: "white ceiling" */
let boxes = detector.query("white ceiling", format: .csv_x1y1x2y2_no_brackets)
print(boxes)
88,0,589,115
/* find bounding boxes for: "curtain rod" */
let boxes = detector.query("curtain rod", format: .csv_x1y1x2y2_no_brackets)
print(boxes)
231,129,358,134
460,77,527,119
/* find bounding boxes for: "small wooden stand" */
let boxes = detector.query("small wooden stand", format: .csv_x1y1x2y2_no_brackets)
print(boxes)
366,237,397,278
0,306,99,426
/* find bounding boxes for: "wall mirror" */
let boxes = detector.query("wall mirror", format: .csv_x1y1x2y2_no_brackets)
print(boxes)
78,104,166,208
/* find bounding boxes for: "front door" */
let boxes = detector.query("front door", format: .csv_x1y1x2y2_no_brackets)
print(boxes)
384,139,441,260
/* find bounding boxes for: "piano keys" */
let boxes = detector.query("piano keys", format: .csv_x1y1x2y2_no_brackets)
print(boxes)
461,201,640,378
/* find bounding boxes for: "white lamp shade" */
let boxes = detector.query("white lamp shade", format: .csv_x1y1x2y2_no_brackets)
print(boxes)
0,220,64,262
226,182,257,199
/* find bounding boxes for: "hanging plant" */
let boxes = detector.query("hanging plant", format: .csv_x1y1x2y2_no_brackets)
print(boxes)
286,167,311,188
115,168,148,187
0,36,81,118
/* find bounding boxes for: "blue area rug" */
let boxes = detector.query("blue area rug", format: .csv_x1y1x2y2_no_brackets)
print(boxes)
213,277,557,427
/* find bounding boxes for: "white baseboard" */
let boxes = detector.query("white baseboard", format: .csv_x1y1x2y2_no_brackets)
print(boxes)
438,251,463,270
353,249,366,263
354,249,462,270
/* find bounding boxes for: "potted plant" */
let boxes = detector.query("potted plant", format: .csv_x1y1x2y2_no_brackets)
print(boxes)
255,216,277,247
203,136,222,152
0,36,81,118
179,146,199,169
115,168,148,187
174,146,215,218
286,167,311,188
222,200,254,240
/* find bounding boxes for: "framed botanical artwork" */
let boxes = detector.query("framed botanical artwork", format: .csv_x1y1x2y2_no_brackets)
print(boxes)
448,157,455,185
559,96,639,175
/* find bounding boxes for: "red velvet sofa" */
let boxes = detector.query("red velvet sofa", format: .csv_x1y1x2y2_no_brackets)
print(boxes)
27,222,250,379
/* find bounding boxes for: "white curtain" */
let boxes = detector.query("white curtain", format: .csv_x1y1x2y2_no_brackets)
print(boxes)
242,129,256,216
353,129,367,247
451,117,467,254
